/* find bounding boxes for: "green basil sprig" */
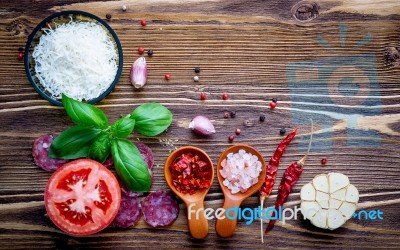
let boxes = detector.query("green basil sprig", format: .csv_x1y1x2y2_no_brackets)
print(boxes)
88,133,110,163
111,138,151,192
111,117,135,138
130,103,173,136
49,94,173,192
49,126,102,159
62,94,108,129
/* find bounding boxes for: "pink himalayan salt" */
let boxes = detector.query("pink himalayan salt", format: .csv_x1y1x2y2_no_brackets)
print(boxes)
220,149,262,194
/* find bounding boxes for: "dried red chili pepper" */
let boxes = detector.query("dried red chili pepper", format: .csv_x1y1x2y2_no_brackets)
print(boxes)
259,128,297,242
265,121,313,234
170,153,212,195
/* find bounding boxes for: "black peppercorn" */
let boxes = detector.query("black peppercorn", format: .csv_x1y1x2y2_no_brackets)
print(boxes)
194,67,201,73
271,97,278,103
280,128,286,135
224,111,229,119
147,49,153,56
259,115,265,122
230,111,236,118
106,14,112,20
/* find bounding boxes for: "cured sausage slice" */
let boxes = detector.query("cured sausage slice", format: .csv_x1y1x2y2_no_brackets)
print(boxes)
135,142,154,170
32,134,68,171
111,194,142,228
141,190,179,227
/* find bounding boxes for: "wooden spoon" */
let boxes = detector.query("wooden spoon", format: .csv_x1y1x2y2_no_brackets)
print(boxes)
215,144,266,238
164,146,214,239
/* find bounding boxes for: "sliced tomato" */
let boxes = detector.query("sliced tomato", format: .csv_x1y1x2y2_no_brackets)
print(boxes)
45,159,121,236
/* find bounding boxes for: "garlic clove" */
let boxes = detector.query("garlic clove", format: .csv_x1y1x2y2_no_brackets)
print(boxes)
313,174,329,193
327,208,346,230
301,201,320,219
300,182,316,201
189,115,216,136
345,184,359,203
130,57,147,89
329,198,343,210
329,173,349,193
331,188,346,201
311,209,328,229
315,191,329,209
339,201,357,220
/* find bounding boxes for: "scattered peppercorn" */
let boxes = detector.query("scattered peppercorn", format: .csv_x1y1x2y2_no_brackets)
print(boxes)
279,128,287,135
321,158,327,165
18,47,24,52
164,74,171,80
222,93,229,100
235,128,241,135
194,67,201,73
230,111,236,118
106,14,112,20
141,19,147,27
17,52,24,60
271,97,278,103
137,47,145,54
269,101,277,109
122,5,127,11
259,115,265,122
200,92,206,100
228,134,235,142
224,111,230,119
193,76,199,82
147,49,153,56
243,119,254,127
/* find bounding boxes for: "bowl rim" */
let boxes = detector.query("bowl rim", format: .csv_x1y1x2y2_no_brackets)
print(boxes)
24,10,124,106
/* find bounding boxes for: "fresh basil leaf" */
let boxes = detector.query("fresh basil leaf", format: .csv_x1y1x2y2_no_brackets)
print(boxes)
111,117,135,138
130,103,173,136
111,138,151,192
62,94,108,129
49,126,102,159
88,133,110,163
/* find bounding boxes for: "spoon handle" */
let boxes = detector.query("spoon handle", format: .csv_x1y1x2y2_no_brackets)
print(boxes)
215,198,242,238
186,200,209,239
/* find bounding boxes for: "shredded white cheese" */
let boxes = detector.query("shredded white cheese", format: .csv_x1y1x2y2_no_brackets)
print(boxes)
32,20,118,101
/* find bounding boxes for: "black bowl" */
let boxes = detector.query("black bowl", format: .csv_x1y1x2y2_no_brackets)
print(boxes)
24,10,123,106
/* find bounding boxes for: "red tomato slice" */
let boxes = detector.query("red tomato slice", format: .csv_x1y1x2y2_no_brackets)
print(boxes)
45,159,121,236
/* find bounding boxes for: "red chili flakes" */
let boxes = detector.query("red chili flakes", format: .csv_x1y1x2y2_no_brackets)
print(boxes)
170,153,212,195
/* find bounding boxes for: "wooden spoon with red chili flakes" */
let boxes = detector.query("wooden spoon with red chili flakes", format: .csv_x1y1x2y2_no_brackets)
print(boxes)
164,146,214,240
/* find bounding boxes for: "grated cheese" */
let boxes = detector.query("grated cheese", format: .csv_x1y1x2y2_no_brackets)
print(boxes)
32,20,118,101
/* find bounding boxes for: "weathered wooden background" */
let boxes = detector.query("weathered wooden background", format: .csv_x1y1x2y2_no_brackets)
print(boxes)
1,0,400,249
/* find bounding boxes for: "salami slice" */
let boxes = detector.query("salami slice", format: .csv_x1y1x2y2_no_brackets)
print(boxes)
103,156,114,168
120,181,144,197
141,190,179,227
135,142,154,170
111,194,142,228
32,134,68,171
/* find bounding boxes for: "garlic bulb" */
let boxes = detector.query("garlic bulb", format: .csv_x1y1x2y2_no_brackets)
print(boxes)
300,172,359,230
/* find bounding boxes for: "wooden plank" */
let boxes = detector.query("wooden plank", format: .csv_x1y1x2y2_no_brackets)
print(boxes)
0,0,400,248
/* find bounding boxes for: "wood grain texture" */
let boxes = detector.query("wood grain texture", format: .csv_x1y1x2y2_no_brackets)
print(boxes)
1,0,400,249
